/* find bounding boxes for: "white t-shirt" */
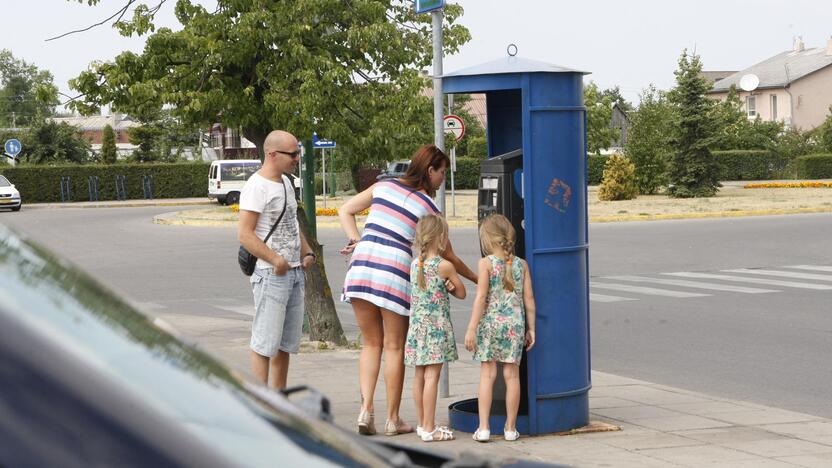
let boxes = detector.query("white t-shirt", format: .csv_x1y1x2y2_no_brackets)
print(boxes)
239,172,301,269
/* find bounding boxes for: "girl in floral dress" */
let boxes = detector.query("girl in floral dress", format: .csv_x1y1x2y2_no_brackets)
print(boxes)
404,214,466,442
464,214,537,442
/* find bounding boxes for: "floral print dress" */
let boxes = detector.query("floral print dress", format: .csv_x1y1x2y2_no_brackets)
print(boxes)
404,256,458,366
474,255,526,364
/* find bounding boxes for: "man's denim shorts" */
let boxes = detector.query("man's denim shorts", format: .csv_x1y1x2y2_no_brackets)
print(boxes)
249,266,305,357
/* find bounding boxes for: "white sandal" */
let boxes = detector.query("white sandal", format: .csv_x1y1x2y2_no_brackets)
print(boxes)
472,428,490,442
421,426,455,442
504,428,520,441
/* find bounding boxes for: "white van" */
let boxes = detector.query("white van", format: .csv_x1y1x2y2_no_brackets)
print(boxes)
208,159,261,205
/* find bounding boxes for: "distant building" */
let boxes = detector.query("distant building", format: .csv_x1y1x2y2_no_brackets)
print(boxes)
51,113,140,157
707,37,832,130
700,71,738,86
609,103,630,152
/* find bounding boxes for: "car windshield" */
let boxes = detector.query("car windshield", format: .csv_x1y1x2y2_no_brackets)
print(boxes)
0,175,11,187
0,225,385,467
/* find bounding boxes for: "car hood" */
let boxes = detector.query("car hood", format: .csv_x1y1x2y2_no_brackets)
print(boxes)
0,186,19,196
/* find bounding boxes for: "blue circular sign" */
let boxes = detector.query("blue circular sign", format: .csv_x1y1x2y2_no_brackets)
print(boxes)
4,139,22,157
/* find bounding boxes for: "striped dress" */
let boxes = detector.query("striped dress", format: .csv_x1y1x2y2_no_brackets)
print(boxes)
342,179,440,316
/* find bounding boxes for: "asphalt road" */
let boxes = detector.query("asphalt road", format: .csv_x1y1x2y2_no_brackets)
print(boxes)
2,206,831,418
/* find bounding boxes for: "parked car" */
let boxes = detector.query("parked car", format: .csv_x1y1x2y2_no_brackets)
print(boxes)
377,160,410,181
208,159,261,205
0,224,556,468
0,175,21,211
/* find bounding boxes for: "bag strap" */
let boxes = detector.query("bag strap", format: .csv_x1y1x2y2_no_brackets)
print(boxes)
262,177,289,243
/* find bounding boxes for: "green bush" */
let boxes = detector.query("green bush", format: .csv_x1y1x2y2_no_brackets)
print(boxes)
794,154,832,179
588,155,608,185
713,150,786,181
466,136,487,159
1,162,209,203
598,154,638,201
452,157,481,189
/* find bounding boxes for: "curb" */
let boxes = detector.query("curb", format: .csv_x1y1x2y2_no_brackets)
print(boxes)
153,206,832,228
27,200,214,210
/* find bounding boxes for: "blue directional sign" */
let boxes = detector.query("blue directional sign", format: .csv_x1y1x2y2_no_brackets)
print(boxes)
312,132,336,148
4,139,22,157
415,0,444,14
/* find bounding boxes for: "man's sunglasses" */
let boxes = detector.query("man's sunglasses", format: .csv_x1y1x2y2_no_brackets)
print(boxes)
272,149,301,159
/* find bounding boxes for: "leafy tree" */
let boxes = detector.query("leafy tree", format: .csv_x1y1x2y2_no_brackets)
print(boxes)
666,50,720,198
68,0,470,165
466,136,487,159
128,125,160,162
22,121,91,164
0,50,60,127
101,124,118,163
711,86,783,151
584,82,618,155
816,108,832,153
624,85,673,194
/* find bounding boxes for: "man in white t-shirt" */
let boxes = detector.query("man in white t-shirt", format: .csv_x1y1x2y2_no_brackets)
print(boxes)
238,130,316,389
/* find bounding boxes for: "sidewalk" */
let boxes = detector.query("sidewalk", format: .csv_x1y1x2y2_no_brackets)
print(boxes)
158,307,832,468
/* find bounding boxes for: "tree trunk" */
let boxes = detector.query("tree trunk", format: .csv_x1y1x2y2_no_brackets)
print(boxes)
243,126,269,161
296,204,346,344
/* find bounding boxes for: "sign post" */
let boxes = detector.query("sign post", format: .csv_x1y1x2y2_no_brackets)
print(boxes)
4,139,22,166
444,111,465,217
313,133,336,209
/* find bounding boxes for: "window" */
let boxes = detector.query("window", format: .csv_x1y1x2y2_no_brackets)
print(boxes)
746,96,757,117
770,95,778,120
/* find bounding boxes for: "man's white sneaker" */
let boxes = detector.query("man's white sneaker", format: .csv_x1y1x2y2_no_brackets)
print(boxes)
504,428,520,441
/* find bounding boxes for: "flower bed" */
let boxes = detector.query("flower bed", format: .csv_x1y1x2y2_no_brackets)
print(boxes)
744,182,832,189
229,204,368,216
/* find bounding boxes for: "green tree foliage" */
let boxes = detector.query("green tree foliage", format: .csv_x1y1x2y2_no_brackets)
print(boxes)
666,50,720,198
68,0,471,166
601,85,634,112
22,121,91,165
598,153,638,201
711,86,783,151
0,50,59,127
128,126,160,162
624,85,673,194
816,108,832,152
466,136,487,159
101,124,118,164
585,82,618,155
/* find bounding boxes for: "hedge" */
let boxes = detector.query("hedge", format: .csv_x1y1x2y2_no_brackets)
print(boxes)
1,162,210,203
588,155,607,185
451,155,609,189
794,154,832,179
712,150,783,181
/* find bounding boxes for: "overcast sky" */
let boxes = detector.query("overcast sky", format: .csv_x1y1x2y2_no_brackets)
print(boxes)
4,0,831,108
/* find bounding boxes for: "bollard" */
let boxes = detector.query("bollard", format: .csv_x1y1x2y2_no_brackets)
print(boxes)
115,175,127,200
142,175,154,200
60,176,72,202
87,176,100,202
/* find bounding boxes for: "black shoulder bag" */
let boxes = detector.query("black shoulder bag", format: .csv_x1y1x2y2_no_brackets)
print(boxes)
238,180,288,276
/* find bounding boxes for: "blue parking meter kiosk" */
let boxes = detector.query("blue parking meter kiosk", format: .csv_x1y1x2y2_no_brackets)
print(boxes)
445,56,591,435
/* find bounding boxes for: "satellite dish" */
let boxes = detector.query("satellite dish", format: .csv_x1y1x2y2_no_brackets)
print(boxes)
739,74,760,92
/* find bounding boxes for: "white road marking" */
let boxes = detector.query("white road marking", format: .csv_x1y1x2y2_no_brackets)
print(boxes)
605,275,778,294
590,282,709,298
664,272,832,290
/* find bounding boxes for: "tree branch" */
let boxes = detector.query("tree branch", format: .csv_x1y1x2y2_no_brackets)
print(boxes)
45,0,137,41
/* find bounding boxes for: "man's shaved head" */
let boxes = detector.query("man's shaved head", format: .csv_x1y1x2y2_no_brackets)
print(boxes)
264,130,298,154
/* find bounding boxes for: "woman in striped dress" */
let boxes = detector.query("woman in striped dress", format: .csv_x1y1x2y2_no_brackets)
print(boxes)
338,144,477,436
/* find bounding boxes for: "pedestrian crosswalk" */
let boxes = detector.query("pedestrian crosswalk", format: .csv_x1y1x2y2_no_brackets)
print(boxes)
590,264,832,303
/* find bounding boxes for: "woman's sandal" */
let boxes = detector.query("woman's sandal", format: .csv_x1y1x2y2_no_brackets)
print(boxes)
357,409,376,435
472,428,490,442
504,428,520,441
421,426,455,442
384,418,414,436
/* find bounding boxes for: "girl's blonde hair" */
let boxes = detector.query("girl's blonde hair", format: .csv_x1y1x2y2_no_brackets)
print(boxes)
414,213,448,289
479,214,517,292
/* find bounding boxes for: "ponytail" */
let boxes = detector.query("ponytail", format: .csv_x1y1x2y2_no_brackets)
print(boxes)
500,240,516,292
417,245,427,290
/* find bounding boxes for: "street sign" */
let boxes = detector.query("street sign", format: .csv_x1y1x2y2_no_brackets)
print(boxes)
4,139,22,158
415,0,444,14
312,132,336,148
443,114,465,142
